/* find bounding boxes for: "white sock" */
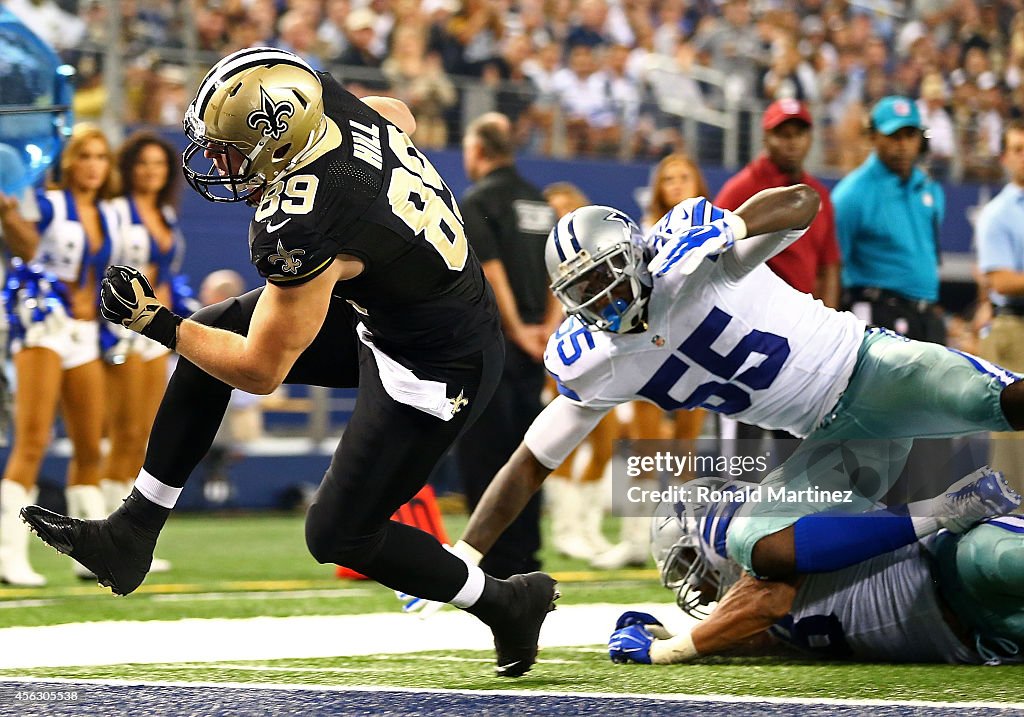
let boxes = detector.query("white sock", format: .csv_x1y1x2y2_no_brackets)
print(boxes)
446,545,486,608
134,469,182,509
907,493,949,538
910,515,940,538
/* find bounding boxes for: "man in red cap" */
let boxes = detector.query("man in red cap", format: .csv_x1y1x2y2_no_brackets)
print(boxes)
715,98,840,308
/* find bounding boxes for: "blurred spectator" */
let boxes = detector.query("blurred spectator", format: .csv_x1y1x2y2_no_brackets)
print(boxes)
917,72,956,180
318,0,351,61
762,34,820,102
339,7,380,68
651,0,690,57
566,0,610,50
225,17,272,54
693,0,767,101
276,9,322,69
383,26,456,149
195,2,229,52
542,180,589,220
494,33,544,149
976,118,1024,501
604,43,641,150
510,0,555,49
144,64,189,127
246,0,279,46
338,7,388,92
833,96,946,343
448,0,505,76
553,44,620,156
424,0,463,73
799,15,837,76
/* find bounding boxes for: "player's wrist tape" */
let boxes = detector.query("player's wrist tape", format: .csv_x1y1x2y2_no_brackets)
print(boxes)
140,308,183,350
450,539,483,566
722,212,748,242
650,630,700,664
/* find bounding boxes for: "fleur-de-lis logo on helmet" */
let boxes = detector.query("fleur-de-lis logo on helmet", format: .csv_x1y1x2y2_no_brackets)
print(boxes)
247,86,295,141
268,237,305,274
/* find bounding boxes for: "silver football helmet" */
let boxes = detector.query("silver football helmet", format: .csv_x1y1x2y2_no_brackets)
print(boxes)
650,477,743,619
545,205,651,333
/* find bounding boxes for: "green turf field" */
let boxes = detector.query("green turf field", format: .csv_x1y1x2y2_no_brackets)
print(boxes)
0,512,665,626
1,511,1021,706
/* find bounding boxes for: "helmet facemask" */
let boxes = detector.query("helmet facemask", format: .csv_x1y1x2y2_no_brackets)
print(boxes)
650,478,738,620
547,207,651,334
182,107,265,203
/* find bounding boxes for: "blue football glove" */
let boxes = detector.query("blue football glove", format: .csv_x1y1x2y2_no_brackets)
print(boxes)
648,219,737,278
615,610,664,630
609,624,655,664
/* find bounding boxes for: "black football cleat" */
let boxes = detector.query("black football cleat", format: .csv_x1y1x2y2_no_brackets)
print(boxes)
20,505,156,596
490,571,560,677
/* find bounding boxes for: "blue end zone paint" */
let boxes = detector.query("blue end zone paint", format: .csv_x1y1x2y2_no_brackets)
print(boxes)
0,682,1019,717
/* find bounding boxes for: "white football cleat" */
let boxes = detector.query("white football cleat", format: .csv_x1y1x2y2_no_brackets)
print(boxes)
938,466,1022,534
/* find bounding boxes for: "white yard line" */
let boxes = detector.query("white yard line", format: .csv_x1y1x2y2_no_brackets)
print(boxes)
0,603,689,670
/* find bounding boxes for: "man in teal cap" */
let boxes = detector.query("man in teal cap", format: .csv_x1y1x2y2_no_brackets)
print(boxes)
832,95,946,343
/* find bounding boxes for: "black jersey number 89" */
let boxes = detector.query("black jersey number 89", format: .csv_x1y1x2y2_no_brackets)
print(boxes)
385,126,468,271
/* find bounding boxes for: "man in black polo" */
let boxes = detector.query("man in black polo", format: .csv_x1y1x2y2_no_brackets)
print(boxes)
457,112,559,578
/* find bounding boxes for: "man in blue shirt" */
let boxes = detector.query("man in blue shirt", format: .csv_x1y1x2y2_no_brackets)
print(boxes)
977,118,1024,501
832,96,946,343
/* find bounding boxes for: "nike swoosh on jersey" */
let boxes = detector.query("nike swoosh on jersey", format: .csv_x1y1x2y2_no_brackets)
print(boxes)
266,217,292,233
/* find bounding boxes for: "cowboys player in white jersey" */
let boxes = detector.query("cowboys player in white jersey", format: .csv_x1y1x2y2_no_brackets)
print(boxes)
608,476,1024,666
434,184,1023,595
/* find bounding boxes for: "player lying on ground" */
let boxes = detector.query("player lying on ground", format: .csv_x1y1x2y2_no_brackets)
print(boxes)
419,186,1024,605
608,475,1024,666
19,48,557,677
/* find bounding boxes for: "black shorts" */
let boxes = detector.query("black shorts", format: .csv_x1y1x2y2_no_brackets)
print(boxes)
224,288,503,536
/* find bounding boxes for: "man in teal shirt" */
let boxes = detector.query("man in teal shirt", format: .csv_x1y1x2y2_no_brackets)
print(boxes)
832,96,946,343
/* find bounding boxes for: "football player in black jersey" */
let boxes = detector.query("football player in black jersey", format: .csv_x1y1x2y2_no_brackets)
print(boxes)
21,48,558,677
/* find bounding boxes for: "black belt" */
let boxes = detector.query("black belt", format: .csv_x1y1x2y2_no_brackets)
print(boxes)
995,305,1024,318
849,287,934,314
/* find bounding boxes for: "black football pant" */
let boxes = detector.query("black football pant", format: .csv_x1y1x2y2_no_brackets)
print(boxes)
457,343,544,578
142,288,503,601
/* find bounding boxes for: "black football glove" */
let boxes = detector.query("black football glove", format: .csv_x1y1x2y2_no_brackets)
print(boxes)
100,265,182,349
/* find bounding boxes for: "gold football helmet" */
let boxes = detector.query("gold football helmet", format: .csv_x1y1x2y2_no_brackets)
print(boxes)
182,47,327,202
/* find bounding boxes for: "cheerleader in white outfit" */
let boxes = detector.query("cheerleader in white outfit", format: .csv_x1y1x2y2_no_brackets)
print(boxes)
0,125,117,585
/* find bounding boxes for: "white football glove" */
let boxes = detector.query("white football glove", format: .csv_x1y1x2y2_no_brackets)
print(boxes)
648,216,745,277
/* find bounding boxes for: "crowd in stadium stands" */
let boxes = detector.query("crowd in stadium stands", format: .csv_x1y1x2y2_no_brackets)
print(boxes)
5,0,1023,178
